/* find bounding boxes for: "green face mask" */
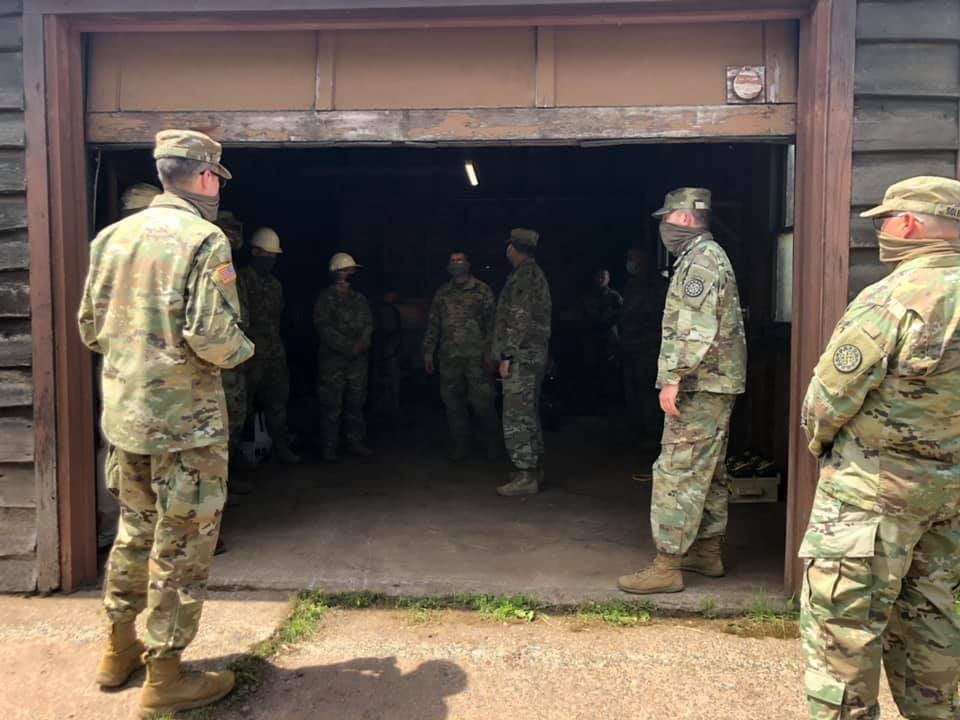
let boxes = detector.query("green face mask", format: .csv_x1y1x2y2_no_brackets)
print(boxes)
447,261,470,278
659,222,702,255
178,189,220,222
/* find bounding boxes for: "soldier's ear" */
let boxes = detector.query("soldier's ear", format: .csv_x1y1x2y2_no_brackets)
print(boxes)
900,213,923,238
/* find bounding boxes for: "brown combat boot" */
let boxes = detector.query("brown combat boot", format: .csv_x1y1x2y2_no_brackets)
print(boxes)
139,656,235,719
96,621,146,688
617,552,684,595
496,470,539,497
681,536,725,577
448,438,468,462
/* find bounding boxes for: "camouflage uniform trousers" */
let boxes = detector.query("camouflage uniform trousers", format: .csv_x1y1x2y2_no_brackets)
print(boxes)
651,391,735,556
318,354,368,448
439,355,500,440
102,443,227,658
800,486,960,720
501,358,545,471
245,353,291,446
222,367,247,461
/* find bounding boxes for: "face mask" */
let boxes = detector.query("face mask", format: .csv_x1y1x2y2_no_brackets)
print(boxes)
659,222,702,255
178,189,220,222
877,230,960,265
447,261,470,278
625,261,638,275
252,255,276,275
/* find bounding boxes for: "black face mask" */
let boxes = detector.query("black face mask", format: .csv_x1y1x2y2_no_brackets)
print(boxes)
252,256,276,275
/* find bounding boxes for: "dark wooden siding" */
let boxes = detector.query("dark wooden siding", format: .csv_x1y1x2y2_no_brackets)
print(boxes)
850,0,960,298
0,0,35,592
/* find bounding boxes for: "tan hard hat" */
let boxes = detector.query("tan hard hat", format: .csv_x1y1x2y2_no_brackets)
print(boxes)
250,227,282,254
120,183,161,213
329,252,361,272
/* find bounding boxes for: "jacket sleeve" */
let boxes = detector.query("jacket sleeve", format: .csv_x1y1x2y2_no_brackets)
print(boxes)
801,303,898,457
657,260,720,386
78,265,102,355
183,234,255,369
422,291,441,357
314,294,355,356
481,284,496,355
495,270,532,359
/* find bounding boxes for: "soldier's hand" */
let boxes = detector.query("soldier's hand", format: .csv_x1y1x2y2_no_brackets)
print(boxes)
499,359,511,379
424,356,435,375
659,384,681,417
485,357,498,374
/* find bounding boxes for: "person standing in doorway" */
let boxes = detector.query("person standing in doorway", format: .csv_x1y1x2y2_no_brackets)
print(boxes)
798,176,960,720
79,129,253,716
239,227,300,465
580,267,623,409
618,188,746,595
423,251,501,461
314,252,374,462
492,228,552,497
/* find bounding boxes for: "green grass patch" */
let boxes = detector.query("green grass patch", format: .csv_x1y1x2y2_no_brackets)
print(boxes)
699,598,718,619
575,600,653,627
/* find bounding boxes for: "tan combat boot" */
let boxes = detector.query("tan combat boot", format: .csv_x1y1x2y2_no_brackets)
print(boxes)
448,438,468,462
681,536,725,577
496,470,539,497
95,621,146,688
617,552,684,594
139,656,235,719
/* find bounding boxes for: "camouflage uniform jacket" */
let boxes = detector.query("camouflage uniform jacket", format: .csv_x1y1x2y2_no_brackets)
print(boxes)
313,286,373,358
78,192,254,454
239,266,285,360
492,257,552,364
422,276,496,362
656,233,746,393
801,253,960,512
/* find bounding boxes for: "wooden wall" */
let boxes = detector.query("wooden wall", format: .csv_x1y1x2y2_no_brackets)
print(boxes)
849,0,960,298
0,0,36,592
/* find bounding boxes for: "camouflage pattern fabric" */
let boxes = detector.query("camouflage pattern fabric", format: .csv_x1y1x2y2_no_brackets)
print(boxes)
492,257,551,470
439,356,499,439
103,444,227,659
423,276,498,439
502,360,546,470
651,391,734,554
582,285,623,341
78,192,253,454
492,257,552,365
314,285,373,446
656,232,746,393
222,269,249,460
239,265,291,446
799,252,960,720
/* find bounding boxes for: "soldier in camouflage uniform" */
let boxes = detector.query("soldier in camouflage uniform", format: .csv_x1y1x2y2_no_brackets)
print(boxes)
492,228,552,497
78,130,252,716
423,251,500,461
618,188,746,595
239,227,300,464
314,252,374,462
798,176,960,720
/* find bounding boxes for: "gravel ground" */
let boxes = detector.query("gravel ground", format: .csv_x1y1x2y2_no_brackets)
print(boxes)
0,592,906,720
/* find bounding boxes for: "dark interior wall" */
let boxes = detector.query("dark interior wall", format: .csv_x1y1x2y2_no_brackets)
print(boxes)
99,141,792,474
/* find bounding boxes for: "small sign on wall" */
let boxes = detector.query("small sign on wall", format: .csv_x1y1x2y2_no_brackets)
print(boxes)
726,65,767,104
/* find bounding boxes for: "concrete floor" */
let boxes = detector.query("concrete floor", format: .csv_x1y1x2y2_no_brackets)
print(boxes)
213,413,787,611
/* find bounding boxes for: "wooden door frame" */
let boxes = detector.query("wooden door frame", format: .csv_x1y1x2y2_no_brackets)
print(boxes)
22,0,854,593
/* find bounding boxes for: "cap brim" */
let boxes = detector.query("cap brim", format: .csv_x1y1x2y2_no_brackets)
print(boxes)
859,204,892,219
212,162,233,181
651,207,669,218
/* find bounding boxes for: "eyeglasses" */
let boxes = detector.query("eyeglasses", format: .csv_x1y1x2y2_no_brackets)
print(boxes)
203,168,228,189
872,212,922,231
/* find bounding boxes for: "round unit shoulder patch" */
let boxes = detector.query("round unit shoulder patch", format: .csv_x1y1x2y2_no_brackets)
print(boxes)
833,344,863,374
683,278,705,298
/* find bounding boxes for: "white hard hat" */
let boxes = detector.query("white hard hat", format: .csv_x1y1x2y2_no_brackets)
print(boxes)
329,252,361,272
250,227,282,254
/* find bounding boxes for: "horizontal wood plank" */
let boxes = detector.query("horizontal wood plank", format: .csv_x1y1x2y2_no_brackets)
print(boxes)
0,149,24,190
0,270,28,317
0,555,37,592
0,415,33,461
0,330,30,365
0,51,20,109
0,463,35,507
0,229,26,269
853,99,959,152
848,248,889,300
0,17,19,50
0,506,36,555
87,104,797,145
0,368,30,406
0,197,25,229
856,0,960,41
0,1,18,14
851,151,957,206
855,43,960,98
0,111,24,147
850,212,877,249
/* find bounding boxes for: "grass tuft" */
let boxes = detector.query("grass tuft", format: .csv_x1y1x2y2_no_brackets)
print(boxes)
699,598,718,619
574,600,654,627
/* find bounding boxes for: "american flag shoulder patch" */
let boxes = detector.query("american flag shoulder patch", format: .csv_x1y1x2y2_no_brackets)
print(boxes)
214,263,237,285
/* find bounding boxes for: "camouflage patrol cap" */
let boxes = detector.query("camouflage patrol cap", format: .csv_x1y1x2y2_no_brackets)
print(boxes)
153,129,232,180
120,182,161,213
860,175,960,222
509,228,540,246
652,188,711,218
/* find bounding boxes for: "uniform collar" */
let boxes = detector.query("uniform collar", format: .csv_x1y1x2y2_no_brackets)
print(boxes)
149,191,204,217
895,252,960,271
672,232,711,266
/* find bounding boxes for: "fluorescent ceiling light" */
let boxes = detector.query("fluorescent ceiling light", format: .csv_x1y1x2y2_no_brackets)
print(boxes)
464,161,479,187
